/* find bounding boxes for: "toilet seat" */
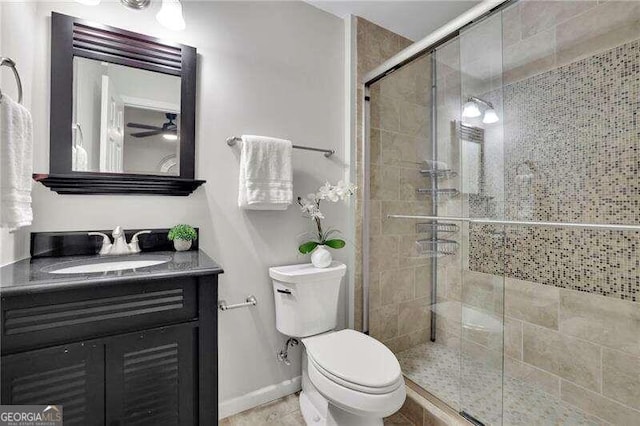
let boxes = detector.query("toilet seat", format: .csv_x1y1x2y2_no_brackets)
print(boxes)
308,356,403,394
301,329,405,418
303,329,402,390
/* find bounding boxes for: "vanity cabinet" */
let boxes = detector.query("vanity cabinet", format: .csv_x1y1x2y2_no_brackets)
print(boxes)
1,340,105,425
0,274,219,426
105,324,196,426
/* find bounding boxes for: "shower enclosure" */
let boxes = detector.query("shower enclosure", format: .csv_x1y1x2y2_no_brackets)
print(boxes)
362,1,640,425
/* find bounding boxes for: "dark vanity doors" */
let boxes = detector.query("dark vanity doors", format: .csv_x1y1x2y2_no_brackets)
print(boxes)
0,275,219,425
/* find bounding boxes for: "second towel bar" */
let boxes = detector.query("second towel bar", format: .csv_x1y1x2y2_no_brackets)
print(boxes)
218,295,258,311
226,136,335,158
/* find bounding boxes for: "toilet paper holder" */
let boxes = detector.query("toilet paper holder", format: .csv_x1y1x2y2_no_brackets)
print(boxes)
218,295,258,311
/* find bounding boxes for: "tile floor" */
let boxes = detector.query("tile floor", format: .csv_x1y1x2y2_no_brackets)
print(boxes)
220,392,415,425
397,342,605,426
221,341,608,425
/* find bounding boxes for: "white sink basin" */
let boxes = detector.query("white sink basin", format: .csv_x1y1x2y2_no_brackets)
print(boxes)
45,256,171,274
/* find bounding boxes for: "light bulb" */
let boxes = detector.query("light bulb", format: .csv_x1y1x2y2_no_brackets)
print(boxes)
156,0,186,31
482,108,499,124
163,133,178,141
462,101,481,118
75,0,101,5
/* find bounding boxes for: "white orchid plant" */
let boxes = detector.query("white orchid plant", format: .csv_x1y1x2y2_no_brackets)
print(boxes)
297,180,357,254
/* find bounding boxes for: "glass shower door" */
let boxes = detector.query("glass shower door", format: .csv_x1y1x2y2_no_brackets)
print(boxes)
457,12,506,426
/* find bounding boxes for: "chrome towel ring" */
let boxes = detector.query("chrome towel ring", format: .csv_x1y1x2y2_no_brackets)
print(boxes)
0,57,23,104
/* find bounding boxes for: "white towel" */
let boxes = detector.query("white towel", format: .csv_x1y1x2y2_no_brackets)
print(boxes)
72,145,77,170
0,94,33,229
238,135,292,210
75,145,88,172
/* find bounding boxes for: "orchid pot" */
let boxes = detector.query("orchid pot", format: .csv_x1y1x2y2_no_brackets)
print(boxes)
297,181,356,268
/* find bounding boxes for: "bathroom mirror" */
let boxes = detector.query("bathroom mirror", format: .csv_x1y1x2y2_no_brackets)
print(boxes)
72,57,181,176
459,123,484,195
37,12,204,195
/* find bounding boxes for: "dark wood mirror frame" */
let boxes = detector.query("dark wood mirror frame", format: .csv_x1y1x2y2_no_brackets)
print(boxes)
34,12,205,196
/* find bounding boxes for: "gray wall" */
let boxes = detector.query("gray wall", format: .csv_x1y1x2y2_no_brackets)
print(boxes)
0,0,349,418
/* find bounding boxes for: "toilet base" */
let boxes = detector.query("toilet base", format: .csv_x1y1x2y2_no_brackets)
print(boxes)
300,358,384,426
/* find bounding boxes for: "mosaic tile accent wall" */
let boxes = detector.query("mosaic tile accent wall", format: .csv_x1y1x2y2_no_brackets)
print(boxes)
469,39,640,302
470,225,639,302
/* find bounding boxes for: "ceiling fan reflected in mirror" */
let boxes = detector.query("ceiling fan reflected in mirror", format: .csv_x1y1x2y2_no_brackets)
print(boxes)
127,113,178,141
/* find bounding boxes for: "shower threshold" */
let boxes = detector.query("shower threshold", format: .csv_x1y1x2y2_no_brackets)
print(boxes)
396,341,605,426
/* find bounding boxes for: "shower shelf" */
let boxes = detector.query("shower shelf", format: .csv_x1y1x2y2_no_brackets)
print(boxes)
419,169,458,178
416,222,459,234
416,188,460,198
415,238,459,257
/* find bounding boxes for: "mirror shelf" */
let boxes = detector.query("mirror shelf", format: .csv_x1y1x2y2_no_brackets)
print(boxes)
33,173,205,196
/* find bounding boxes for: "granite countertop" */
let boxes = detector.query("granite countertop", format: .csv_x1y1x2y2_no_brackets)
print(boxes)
0,250,223,296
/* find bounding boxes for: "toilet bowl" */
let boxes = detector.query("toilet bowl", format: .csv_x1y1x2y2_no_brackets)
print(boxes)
301,329,405,425
269,263,406,425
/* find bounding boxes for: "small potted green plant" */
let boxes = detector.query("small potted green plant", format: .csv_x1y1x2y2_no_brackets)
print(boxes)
168,224,197,251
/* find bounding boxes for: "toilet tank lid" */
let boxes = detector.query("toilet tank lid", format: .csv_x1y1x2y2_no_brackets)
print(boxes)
269,262,346,283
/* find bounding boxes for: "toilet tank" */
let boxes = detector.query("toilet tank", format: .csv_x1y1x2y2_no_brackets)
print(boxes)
270,262,347,338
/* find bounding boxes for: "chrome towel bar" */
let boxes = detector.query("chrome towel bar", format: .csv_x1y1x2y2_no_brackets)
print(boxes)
218,295,258,311
387,215,640,232
226,136,335,158
0,57,23,104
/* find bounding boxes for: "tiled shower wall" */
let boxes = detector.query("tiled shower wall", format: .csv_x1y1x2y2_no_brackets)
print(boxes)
354,16,442,351
367,55,434,352
471,39,640,302
353,17,412,332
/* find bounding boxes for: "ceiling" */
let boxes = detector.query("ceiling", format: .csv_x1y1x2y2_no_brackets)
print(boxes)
307,0,480,41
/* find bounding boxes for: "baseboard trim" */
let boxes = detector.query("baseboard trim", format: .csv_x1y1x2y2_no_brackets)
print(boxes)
219,376,302,419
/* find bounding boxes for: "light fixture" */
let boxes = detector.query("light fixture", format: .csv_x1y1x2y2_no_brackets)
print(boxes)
77,0,187,30
463,96,499,124
120,0,151,9
462,100,481,118
156,0,186,31
482,108,499,124
163,133,178,141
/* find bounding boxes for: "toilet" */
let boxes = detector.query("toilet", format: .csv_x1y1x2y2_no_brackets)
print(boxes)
270,262,405,426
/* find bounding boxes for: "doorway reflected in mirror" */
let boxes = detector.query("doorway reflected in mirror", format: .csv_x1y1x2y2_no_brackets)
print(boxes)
72,56,181,175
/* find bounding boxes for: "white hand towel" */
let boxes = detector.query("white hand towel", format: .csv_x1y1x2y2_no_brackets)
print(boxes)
72,145,77,170
238,135,292,210
76,145,88,172
0,94,33,229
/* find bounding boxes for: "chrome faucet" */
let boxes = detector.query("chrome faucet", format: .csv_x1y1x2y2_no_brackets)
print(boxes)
88,227,151,255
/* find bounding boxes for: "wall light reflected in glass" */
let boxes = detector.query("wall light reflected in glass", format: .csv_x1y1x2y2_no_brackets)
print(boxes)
462,96,499,124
